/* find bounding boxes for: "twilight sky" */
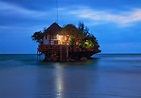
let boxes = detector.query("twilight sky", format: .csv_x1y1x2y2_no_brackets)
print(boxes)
0,0,141,54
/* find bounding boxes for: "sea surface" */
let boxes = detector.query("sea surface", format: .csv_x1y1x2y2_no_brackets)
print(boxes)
0,54,141,98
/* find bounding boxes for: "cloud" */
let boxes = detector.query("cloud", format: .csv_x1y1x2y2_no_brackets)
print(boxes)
0,1,48,19
61,6,141,27
1,1,141,27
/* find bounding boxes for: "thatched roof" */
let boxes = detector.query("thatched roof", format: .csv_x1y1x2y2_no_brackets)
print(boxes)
43,22,62,35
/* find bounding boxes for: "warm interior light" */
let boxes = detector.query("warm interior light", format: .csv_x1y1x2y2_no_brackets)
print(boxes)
57,34,70,45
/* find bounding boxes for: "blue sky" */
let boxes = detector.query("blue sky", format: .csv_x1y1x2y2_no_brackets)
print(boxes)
0,0,141,54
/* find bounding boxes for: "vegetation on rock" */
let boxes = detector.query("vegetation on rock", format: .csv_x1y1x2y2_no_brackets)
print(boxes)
60,22,99,49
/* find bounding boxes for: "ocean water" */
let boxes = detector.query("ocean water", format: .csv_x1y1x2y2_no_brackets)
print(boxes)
0,54,141,98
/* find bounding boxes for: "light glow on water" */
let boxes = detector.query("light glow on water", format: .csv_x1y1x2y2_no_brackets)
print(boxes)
55,63,64,98
0,54,141,97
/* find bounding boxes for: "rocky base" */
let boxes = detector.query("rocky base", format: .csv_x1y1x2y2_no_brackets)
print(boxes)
42,50,101,62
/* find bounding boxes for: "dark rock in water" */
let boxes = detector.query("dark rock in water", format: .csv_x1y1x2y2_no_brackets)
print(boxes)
80,57,87,61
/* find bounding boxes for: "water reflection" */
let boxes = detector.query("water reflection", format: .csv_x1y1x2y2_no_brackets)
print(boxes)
1,54,141,97
55,63,64,98
37,59,100,97
53,62,99,97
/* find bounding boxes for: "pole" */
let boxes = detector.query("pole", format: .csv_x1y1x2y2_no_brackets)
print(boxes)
56,0,58,23
60,45,62,61
37,48,39,62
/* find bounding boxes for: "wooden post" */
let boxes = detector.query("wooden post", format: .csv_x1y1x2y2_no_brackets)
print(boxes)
66,45,68,61
60,45,62,61
37,48,39,62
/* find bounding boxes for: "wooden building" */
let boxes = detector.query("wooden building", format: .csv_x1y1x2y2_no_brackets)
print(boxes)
37,22,101,62
42,22,70,45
